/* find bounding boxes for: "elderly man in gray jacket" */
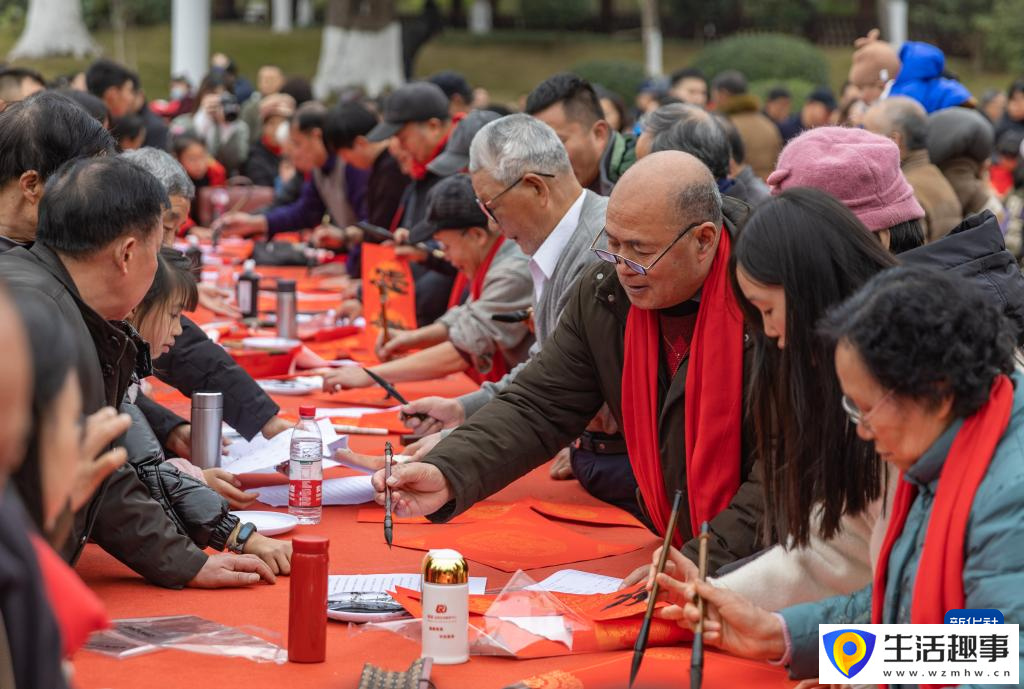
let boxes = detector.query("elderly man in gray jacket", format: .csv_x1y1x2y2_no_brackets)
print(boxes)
347,114,641,518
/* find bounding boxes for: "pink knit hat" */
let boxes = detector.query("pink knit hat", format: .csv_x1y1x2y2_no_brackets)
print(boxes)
767,126,924,232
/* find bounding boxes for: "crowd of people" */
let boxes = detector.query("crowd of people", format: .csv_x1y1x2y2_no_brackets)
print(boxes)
0,25,1023,687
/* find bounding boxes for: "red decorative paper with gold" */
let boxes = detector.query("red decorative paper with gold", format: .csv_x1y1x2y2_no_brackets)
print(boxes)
390,505,642,571
361,243,417,348
388,587,689,659
527,499,646,529
356,500,518,525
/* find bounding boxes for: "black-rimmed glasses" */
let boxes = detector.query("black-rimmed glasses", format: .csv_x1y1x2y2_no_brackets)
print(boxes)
475,172,555,224
589,221,703,276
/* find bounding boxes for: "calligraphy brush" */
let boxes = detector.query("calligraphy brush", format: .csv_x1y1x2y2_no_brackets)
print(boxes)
691,521,710,689
361,368,431,424
384,441,394,549
629,488,684,688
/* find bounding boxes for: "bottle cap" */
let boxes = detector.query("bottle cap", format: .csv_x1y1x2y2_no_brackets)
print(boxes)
298,405,316,418
192,391,223,409
243,259,256,272
292,535,329,554
422,549,468,585
276,278,297,292
187,234,200,247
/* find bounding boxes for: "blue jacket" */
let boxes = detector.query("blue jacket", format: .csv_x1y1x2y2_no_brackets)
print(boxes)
890,42,972,113
781,371,1024,687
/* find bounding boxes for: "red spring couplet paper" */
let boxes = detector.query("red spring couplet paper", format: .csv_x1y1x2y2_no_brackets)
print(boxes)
361,244,417,350
390,504,642,572
388,586,690,660
356,500,518,525
526,498,646,529
515,647,794,687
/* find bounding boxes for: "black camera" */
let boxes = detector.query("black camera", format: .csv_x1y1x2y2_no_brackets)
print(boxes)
220,92,240,122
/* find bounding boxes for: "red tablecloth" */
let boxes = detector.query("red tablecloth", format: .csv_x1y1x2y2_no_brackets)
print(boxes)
70,265,792,689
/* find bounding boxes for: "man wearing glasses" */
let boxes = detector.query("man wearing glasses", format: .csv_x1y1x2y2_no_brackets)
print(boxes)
375,150,766,576
398,114,638,515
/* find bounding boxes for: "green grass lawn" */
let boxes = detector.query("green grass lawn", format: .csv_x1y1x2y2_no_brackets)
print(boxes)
0,22,1011,105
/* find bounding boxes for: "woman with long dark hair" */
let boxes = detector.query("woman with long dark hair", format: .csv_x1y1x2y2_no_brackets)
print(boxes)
731,187,895,547
635,187,899,608
657,267,1024,683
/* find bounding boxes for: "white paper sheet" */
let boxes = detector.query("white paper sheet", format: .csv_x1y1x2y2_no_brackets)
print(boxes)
328,573,487,597
255,476,374,507
498,616,573,648
526,569,623,595
315,405,401,418
222,418,345,475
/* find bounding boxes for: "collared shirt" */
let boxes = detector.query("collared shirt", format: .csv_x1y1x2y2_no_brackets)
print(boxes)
528,189,586,301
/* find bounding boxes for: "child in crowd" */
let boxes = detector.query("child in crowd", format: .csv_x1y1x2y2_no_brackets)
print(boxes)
123,247,292,575
173,134,227,224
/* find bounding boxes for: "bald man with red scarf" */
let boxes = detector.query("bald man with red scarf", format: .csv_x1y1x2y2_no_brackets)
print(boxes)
373,152,766,574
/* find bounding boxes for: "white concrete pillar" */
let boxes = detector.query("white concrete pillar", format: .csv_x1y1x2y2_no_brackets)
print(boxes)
272,0,293,33
469,0,492,35
171,0,210,87
297,0,314,28
886,0,908,50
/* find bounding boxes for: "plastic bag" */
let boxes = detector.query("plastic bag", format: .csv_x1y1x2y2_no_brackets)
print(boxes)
84,615,286,664
348,571,595,658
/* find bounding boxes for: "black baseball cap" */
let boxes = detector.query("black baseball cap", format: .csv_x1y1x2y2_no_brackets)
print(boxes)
428,109,502,177
806,86,837,111
427,70,472,102
367,82,450,142
411,174,489,243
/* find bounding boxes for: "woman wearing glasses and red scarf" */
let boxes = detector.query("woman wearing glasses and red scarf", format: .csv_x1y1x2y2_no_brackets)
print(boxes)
655,266,1024,687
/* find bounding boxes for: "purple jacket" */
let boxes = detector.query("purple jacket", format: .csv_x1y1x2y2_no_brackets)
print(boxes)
263,155,368,237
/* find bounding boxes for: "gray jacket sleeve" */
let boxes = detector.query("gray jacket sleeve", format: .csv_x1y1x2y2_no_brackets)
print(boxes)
437,255,534,377
457,342,539,418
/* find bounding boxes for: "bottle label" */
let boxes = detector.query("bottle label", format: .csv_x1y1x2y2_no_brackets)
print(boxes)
289,479,322,508
238,282,252,314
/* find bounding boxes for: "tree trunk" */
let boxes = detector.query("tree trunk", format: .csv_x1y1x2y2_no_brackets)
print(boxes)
296,0,314,27
641,0,663,77
273,0,293,33
172,0,210,90
449,0,465,26
599,0,614,32
313,0,404,98
9,0,99,59
468,0,492,35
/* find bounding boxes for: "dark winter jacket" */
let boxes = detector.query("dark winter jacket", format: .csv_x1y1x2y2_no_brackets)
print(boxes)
0,244,208,588
122,403,240,551
901,209,1024,346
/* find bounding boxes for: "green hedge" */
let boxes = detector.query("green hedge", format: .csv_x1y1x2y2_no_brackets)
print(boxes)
571,59,647,104
520,0,591,30
749,79,819,108
692,33,828,87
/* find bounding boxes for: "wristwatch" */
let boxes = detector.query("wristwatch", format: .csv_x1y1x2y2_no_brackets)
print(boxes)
228,522,257,554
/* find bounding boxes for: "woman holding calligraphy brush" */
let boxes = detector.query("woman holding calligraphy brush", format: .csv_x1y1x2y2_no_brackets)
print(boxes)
654,267,1024,686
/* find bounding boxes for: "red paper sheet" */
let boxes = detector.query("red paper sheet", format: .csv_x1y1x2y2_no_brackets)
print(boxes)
356,500,518,525
527,498,646,529
391,505,642,572
361,244,417,349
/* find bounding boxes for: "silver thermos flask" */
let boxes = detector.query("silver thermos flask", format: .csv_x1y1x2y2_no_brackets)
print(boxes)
277,278,298,340
191,392,223,469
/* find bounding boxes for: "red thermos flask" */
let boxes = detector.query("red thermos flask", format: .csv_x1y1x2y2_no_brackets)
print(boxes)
288,535,329,663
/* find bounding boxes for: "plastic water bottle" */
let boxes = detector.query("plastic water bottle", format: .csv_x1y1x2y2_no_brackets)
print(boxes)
288,406,323,524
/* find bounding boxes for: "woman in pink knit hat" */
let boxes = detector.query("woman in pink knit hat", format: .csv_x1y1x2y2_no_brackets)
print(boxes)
767,126,926,253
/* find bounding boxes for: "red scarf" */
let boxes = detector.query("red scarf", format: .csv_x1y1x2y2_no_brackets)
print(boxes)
872,374,1012,627
29,533,109,657
449,236,509,384
620,229,744,545
407,112,465,181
